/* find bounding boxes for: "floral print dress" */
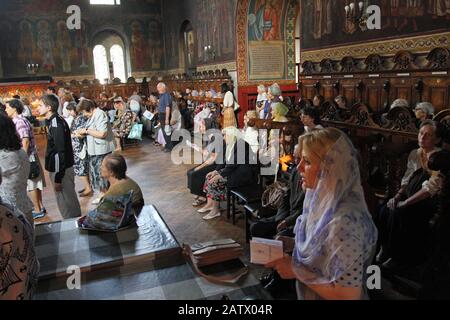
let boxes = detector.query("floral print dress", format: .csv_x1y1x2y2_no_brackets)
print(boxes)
70,115,89,177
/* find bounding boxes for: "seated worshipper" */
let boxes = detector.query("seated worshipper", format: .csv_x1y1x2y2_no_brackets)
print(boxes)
250,155,305,239
377,120,442,269
334,95,351,121
128,90,143,105
112,97,136,152
243,110,260,155
256,85,268,119
301,106,324,133
100,154,144,215
390,98,409,110
0,115,34,225
254,149,306,295
66,103,93,198
0,170,39,300
312,95,324,109
187,118,221,207
199,127,258,220
98,92,110,110
268,128,378,300
414,102,435,128
271,102,289,123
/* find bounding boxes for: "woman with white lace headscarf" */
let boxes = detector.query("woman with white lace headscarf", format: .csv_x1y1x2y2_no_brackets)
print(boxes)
267,128,378,300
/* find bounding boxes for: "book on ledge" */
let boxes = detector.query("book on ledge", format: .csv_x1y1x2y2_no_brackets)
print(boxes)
250,237,284,265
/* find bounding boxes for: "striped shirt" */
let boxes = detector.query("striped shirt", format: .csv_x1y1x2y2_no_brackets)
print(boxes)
12,115,37,157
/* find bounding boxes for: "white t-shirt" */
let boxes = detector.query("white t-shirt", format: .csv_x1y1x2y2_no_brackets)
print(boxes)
23,105,33,118
223,91,234,108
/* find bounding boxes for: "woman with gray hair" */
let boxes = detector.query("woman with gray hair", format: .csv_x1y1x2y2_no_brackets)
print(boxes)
414,102,435,127
261,83,282,120
377,120,442,269
390,98,409,109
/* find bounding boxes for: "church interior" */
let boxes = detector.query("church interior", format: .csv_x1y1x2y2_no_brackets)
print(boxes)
0,0,449,301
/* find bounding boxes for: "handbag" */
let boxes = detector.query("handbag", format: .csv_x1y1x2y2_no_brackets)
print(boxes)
78,191,135,232
261,181,289,209
183,239,248,285
127,123,143,140
28,157,41,180
78,143,87,160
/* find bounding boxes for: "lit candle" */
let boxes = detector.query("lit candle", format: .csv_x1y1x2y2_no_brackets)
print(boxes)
345,5,350,14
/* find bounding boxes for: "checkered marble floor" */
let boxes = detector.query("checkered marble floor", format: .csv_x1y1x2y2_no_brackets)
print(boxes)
35,260,272,300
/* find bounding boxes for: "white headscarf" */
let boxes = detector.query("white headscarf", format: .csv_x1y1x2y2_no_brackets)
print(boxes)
222,127,243,162
292,134,378,285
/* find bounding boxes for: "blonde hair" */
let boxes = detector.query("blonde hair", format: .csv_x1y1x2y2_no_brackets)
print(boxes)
246,110,259,120
298,127,342,161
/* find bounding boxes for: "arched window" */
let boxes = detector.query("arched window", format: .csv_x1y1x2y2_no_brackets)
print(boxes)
93,45,109,84
110,45,126,83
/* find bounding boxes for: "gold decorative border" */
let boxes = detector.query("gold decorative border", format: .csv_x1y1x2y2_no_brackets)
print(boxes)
197,61,237,72
236,0,250,84
236,0,297,87
301,32,450,62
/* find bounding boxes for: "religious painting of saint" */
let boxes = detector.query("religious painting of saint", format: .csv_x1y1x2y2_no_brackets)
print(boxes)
301,0,449,51
148,20,163,69
36,20,55,72
19,21,35,64
311,0,332,40
248,0,285,41
428,0,449,18
0,22,15,60
186,30,195,67
56,21,72,73
74,21,89,68
130,21,147,70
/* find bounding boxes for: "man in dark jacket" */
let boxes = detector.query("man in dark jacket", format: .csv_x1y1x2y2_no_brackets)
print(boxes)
38,94,81,219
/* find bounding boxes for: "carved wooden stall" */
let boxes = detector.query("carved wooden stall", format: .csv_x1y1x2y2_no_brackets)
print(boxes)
299,47,450,113
298,48,450,200
299,48,450,297
53,69,233,102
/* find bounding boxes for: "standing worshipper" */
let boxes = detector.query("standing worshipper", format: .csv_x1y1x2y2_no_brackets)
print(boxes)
157,82,173,152
5,99,47,220
38,94,82,219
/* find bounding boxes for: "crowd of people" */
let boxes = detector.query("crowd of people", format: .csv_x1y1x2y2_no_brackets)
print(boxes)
0,80,448,300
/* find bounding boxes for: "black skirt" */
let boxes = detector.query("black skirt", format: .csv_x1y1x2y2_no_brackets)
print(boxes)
187,164,216,197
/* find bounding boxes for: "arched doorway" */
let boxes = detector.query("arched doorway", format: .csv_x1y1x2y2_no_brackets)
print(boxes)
180,20,196,75
92,30,129,83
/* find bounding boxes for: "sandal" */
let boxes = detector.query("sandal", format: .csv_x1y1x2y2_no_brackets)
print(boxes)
192,198,207,207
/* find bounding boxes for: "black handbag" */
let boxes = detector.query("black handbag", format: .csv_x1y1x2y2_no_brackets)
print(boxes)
29,160,41,180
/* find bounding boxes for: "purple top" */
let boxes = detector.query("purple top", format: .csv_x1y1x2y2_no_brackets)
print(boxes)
13,115,37,157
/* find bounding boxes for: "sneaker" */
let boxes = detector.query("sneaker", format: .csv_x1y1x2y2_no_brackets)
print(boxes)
203,211,221,220
92,197,102,205
32,210,46,220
